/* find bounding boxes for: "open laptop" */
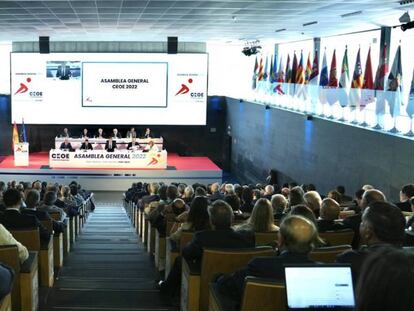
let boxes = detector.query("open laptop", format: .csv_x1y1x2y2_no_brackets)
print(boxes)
284,264,355,311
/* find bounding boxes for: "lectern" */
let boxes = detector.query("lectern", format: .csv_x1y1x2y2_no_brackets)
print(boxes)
14,142,29,166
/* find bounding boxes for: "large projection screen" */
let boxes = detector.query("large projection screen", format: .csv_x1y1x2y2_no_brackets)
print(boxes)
11,53,208,125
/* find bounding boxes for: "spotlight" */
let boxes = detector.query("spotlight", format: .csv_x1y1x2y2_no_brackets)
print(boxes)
401,20,414,31
265,105,270,110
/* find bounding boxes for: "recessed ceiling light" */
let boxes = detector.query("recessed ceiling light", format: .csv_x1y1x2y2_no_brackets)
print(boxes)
341,10,363,18
303,21,318,27
275,28,286,32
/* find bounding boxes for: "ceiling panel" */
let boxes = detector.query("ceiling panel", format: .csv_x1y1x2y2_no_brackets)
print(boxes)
0,0,411,42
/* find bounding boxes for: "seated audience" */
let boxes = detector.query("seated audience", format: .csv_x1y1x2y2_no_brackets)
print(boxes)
158,200,254,297
224,184,235,195
209,183,224,202
240,187,254,213
70,185,85,206
0,189,50,244
355,248,414,311
170,196,210,244
0,263,14,301
216,215,317,306
288,186,305,210
317,198,344,232
0,224,29,263
271,194,287,220
337,185,353,202
327,190,342,204
234,198,279,235
262,185,274,200
38,191,67,222
395,184,414,212
182,185,194,204
336,201,405,281
289,204,318,227
303,190,322,218
224,194,244,219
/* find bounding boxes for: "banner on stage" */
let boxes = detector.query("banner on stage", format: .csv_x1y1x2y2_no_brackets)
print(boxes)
49,150,167,169
14,143,29,166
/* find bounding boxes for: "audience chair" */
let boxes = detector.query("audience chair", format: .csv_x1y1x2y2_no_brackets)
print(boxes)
165,231,194,277
0,245,39,311
50,212,70,255
0,293,11,311
11,228,54,287
319,229,354,246
181,247,274,311
255,232,278,246
339,210,355,219
309,245,352,263
154,221,175,271
41,219,64,269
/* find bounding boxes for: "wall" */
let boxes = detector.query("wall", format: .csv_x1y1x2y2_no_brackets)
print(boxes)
226,97,413,201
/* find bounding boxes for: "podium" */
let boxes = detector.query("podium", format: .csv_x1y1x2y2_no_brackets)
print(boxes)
14,142,29,166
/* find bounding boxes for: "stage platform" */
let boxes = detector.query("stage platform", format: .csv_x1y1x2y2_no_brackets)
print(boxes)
0,152,222,191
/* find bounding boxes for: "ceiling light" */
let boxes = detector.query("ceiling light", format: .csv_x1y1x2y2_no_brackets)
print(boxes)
341,11,362,18
275,28,286,32
303,21,318,27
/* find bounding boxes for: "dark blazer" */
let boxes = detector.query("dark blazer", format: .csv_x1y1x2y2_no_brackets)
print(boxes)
22,208,65,234
240,202,254,213
216,251,313,304
182,228,255,264
336,243,398,282
105,140,117,152
0,209,50,244
112,132,122,139
0,263,14,301
342,213,362,248
80,143,93,150
396,200,411,212
317,219,346,232
60,131,71,138
127,142,141,150
209,192,224,202
59,142,73,151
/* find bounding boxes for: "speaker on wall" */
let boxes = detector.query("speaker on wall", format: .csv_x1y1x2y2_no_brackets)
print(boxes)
39,36,50,54
167,36,178,54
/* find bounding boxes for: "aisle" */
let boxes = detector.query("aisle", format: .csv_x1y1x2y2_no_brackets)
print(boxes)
45,192,172,311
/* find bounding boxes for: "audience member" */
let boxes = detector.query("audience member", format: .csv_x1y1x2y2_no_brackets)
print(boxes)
336,201,405,280
289,204,318,227
355,248,414,311
0,224,29,263
240,187,254,213
317,198,344,232
303,190,322,218
327,190,342,204
271,194,287,220
337,185,353,202
262,185,274,200
209,183,224,202
395,184,414,212
288,186,305,209
38,191,67,222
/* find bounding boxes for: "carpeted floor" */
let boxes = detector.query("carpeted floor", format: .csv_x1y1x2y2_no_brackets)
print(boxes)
43,192,173,311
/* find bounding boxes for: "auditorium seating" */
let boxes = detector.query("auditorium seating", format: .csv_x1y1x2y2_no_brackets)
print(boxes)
255,232,278,246
166,231,194,277
319,229,354,246
310,245,352,263
0,293,11,311
181,247,274,311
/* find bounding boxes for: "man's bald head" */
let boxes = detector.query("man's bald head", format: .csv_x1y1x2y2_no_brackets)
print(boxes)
361,189,386,210
320,198,340,221
279,215,317,254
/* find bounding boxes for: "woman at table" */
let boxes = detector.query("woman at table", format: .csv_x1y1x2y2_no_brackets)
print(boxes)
81,128,89,138
80,138,93,151
144,140,159,152
127,137,141,150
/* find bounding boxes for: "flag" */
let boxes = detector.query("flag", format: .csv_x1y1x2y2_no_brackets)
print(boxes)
290,52,298,96
327,49,338,105
284,54,291,95
361,47,375,108
309,51,319,85
305,53,312,84
295,51,306,98
319,50,329,105
263,56,269,81
258,57,264,81
252,56,258,89
374,44,389,115
407,69,414,118
277,56,284,83
338,47,350,107
271,54,278,83
269,55,274,84
21,118,27,143
349,48,363,109
12,121,19,148
386,45,402,118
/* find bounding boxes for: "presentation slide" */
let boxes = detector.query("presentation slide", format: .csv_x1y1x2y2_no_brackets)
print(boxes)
11,53,208,125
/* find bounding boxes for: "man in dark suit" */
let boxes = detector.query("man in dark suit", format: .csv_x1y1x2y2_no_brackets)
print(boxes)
22,189,65,234
127,137,141,150
59,138,74,151
336,201,406,282
0,189,50,244
215,215,316,307
158,200,254,297
395,184,414,212
317,198,345,232
80,139,93,151
56,62,71,80
343,189,386,248
209,183,224,202
59,128,71,138
105,137,117,152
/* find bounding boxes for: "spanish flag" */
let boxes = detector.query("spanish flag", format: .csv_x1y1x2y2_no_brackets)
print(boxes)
12,121,19,148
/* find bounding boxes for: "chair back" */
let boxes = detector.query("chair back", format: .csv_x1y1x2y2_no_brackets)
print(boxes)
10,228,41,251
200,247,274,311
255,232,278,246
319,229,354,246
179,231,194,252
309,245,351,263
41,219,53,234
0,245,20,310
49,212,61,222
241,277,286,311
339,210,355,219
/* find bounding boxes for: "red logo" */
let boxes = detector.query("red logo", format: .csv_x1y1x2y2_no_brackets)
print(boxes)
274,84,285,95
147,154,161,166
14,77,31,95
175,78,193,95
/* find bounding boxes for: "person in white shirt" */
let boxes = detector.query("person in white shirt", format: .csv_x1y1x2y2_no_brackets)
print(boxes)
144,140,159,152
0,224,29,263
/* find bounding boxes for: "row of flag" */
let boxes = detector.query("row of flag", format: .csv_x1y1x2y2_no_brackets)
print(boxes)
252,45,414,118
12,119,27,147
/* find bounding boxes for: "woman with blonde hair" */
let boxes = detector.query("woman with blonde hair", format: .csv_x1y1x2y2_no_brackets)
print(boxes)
235,198,279,233
303,190,322,218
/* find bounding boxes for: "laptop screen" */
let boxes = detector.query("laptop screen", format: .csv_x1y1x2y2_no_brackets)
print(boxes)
285,265,355,310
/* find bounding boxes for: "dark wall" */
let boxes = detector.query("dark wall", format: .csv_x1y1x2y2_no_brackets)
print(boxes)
0,96,229,168
226,97,413,201
0,95,11,155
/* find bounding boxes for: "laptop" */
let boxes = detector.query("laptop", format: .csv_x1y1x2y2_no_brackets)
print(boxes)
284,264,355,311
